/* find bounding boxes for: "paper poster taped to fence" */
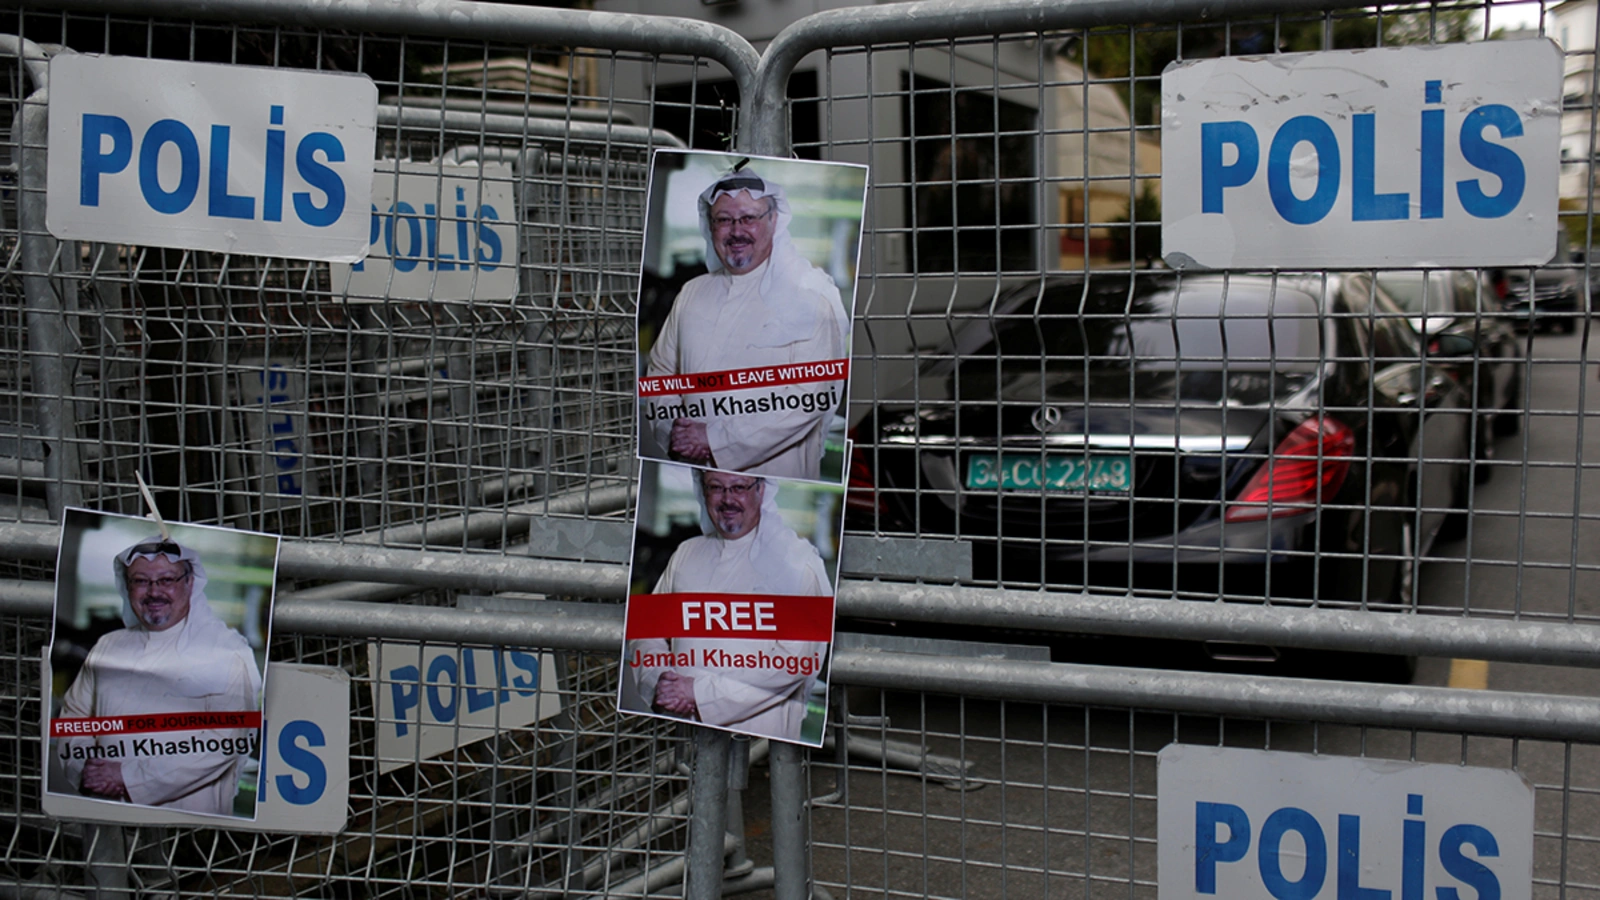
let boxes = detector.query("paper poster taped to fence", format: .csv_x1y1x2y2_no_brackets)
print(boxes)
367,642,562,773
619,460,841,746
46,54,378,261
331,161,520,302
44,662,350,834
43,508,280,823
635,149,868,486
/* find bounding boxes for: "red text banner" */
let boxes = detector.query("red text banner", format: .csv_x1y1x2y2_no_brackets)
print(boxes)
50,711,262,738
637,358,849,397
625,593,835,641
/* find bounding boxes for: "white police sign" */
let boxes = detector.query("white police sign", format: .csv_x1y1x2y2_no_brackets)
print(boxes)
368,643,561,773
331,162,519,301
43,663,350,833
1158,745,1533,900
46,55,377,262
1162,40,1561,269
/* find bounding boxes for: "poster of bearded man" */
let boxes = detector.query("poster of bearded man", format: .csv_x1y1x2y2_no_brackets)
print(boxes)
635,150,867,485
44,508,279,822
620,461,843,746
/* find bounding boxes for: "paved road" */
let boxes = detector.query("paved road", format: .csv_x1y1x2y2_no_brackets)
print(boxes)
732,328,1600,900
1413,327,1600,697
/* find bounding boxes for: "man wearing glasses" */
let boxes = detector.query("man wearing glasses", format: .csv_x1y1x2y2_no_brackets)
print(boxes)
626,470,831,742
54,538,262,816
643,165,850,480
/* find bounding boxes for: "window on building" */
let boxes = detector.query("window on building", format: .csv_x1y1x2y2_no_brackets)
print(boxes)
650,71,820,159
901,73,1038,273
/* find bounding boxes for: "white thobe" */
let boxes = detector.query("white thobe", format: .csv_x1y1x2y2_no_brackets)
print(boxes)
56,618,259,815
631,527,831,742
645,258,846,479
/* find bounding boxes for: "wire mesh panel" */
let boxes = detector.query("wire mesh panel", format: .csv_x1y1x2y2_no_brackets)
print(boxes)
2,608,697,898
800,2,1600,631
808,684,1600,900
0,12,736,548
3,0,1600,898
0,5,755,897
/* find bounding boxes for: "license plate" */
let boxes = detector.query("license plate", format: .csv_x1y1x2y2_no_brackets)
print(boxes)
964,453,1132,493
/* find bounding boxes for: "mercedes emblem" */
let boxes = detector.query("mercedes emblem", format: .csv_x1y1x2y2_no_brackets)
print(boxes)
1030,405,1062,433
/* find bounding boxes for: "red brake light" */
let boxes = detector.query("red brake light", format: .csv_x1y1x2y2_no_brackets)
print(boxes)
1224,417,1355,523
1425,339,1461,379
845,428,883,514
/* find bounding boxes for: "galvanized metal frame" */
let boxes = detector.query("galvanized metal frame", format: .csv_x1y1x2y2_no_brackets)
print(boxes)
0,0,1598,898
0,5,768,898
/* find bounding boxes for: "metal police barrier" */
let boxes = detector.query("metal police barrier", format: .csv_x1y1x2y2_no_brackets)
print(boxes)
3,0,1600,898
0,7,750,899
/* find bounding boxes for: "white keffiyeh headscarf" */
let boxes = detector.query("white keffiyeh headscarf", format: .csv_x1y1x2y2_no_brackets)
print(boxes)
697,163,849,351
113,537,264,700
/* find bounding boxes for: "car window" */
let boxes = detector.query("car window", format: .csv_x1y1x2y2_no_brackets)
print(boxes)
1456,271,1499,312
1374,271,1455,315
1368,295,1422,361
974,279,1325,372
1341,277,1421,363
956,277,1327,404
1124,282,1326,372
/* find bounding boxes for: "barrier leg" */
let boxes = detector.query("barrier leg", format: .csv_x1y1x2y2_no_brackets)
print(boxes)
684,727,731,900
768,740,811,900
83,824,128,899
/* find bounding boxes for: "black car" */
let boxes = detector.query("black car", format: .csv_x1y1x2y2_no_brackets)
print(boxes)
848,272,1474,627
1488,265,1582,333
1374,269,1523,480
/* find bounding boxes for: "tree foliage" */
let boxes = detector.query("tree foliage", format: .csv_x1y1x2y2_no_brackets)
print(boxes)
1067,5,1480,127
1107,184,1163,267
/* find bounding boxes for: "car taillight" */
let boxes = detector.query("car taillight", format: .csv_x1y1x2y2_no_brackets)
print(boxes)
1425,338,1461,379
845,428,883,514
1224,417,1355,523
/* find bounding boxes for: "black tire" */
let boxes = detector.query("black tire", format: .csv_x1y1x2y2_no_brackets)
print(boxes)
1437,464,1471,542
1383,518,1418,610
1473,451,1494,485
1494,369,1523,437
1473,415,1495,485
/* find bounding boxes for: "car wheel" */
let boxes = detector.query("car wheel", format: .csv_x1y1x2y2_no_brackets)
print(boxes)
1473,418,1495,485
1377,518,1417,611
1438,464,1471,542
1493,369,1522,437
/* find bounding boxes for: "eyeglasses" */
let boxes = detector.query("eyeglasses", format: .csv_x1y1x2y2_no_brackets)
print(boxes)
128,573,191,592
710,211,771,231
703,480,761,498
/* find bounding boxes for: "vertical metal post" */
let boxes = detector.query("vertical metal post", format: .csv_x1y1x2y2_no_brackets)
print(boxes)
684,727,733,899
18,83,84,515
352,304,386,531
83,824,128,899
724,735,752,877
742,63,817,900
768,739,812,900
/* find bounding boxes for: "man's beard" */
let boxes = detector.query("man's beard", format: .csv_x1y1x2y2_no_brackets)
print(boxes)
714,504,749,536
719,239,756,270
